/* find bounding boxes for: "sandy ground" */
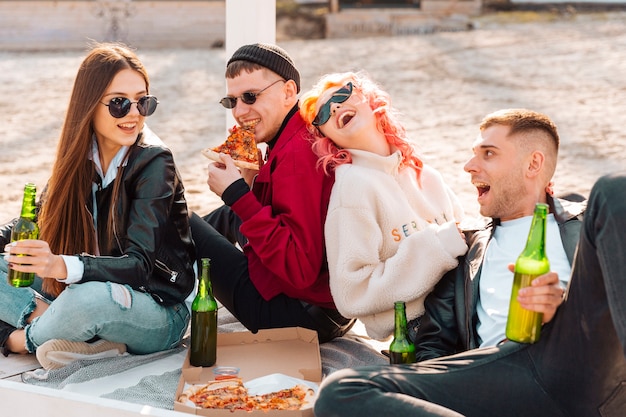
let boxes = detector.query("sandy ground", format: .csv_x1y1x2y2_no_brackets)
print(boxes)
1,12,625,224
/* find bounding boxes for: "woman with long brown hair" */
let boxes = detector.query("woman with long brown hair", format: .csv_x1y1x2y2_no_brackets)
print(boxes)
0,42,195,370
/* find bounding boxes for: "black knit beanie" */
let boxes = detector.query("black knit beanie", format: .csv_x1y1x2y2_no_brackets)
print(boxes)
227,43,301,93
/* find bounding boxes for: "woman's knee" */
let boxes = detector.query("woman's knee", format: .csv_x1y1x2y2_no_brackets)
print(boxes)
52,281,129,314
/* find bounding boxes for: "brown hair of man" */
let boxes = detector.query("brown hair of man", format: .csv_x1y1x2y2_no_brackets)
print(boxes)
479,108,560,183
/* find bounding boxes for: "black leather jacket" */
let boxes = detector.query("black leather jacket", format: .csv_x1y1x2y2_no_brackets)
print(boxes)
414,195,586,361
1,128,196,306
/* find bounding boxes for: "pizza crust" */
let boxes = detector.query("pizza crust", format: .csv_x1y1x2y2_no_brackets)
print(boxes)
179,378,242,401
201,148,260,170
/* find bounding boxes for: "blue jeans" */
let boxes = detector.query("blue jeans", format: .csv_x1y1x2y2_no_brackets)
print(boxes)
314,172,626,417
0,259,189,354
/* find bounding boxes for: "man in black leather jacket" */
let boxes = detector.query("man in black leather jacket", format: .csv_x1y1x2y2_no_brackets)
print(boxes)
314,110,626,417
414,194,584,359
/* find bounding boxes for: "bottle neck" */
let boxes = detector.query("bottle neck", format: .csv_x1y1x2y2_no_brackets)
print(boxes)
198,258,213,299
198,259,213,298
20,185,37,221
521,208,547,258
393,304,408,339
198,271,215,299
197,274,209,298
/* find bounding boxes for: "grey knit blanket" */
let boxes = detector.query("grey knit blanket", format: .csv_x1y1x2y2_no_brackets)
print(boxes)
21,308,386,410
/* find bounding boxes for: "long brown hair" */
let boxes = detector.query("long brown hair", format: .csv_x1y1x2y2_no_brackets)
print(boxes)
38,43,150,297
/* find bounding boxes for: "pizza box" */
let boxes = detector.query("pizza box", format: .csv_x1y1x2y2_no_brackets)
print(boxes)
174,327,321,416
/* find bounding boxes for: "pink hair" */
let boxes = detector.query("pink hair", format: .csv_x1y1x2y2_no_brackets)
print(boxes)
300,71,423,182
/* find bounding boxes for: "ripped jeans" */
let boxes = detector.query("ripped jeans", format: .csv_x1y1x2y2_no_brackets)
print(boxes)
0,258,189,354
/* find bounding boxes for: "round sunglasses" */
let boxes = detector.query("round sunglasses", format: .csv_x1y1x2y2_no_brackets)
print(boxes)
219,79,285,109
100,95,159,118
312,82,354,127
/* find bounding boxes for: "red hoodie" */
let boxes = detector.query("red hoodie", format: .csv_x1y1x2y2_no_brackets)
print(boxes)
231,111,336,309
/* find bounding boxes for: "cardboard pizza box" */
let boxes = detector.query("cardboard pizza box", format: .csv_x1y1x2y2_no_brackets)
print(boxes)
174,327,321,416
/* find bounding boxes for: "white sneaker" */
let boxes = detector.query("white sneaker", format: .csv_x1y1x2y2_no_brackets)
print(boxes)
36,339,127,370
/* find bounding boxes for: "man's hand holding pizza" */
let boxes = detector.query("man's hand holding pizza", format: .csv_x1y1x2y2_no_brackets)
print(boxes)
207,154,246,197
202,123,262,194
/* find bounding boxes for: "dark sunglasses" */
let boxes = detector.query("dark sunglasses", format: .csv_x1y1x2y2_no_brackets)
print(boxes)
312,82,353,127
100,95,159,118
219,79,285,109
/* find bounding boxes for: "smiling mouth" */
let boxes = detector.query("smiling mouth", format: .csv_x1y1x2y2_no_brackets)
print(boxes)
474,182,490,197
242,119,260,129
119,122,136,130
338,111,355,128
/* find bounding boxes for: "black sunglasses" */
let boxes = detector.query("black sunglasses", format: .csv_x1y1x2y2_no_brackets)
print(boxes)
219,79,285,109
100,95,159,118
312,82,353,127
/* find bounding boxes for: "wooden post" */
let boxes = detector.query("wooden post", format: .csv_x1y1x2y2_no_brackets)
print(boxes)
224,0,276,130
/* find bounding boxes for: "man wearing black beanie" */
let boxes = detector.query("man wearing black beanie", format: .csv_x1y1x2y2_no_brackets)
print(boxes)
189,43,355,343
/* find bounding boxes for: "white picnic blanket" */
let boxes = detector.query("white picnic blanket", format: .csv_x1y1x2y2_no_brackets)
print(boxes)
21,306,387,410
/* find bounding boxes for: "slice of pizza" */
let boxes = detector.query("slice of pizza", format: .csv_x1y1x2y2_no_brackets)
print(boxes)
202,121,260,170
254,384,316,411
180,378,252,411
179,379,316,411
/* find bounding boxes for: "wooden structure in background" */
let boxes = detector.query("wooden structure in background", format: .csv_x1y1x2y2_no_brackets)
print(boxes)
0,0,226,51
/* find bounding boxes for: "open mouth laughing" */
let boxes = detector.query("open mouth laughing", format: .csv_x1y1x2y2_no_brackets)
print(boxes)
474,181,491,199
338,111,355,128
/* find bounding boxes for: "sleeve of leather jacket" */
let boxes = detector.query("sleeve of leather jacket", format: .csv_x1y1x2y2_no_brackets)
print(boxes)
0,218,17,251
414,265,464,361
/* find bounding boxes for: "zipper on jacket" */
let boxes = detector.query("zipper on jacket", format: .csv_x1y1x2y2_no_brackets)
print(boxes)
155,259,179,283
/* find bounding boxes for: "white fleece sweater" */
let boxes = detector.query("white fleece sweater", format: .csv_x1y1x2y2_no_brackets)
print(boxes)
325,149,468,340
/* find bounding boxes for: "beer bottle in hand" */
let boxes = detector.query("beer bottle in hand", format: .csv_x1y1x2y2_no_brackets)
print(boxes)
8,183,39,287
389,301,416,364
505,203,550,344
190,258,218,367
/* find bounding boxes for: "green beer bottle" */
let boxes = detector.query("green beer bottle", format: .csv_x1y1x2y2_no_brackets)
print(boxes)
505,203,550,344
8,183,39,287
190,258,218,367
389,301,416,364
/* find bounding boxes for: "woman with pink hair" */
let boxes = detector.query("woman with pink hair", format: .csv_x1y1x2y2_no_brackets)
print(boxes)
300,72,467,341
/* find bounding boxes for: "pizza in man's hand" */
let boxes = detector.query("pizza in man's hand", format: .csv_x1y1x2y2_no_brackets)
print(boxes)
202,121,260,170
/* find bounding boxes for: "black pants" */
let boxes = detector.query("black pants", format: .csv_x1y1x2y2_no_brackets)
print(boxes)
202,205,247,248
314,172,626,417
189,212,354,344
